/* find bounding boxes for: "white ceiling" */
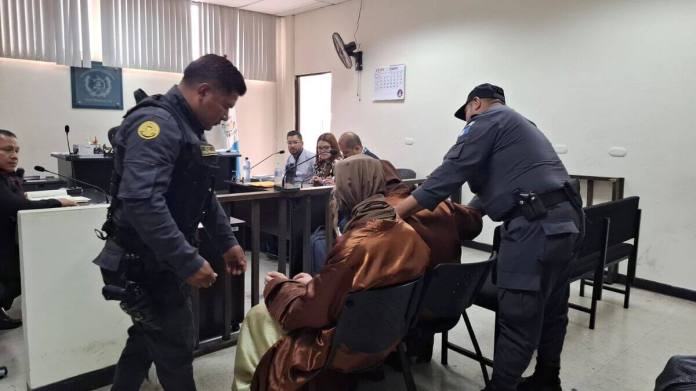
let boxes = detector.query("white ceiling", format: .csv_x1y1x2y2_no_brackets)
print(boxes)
198,0,351,17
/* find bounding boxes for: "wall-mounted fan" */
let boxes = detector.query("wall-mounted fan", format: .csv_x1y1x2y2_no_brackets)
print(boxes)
332,32,363,71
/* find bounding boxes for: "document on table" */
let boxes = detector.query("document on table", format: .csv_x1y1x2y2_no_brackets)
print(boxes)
26,189,90,203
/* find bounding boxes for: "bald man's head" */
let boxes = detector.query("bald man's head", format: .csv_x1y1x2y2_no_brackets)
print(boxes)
338,132,364,158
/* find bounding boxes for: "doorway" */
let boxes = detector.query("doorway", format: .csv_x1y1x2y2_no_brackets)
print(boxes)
295,72,332,153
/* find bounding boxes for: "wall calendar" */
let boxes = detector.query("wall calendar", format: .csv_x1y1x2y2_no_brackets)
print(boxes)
373,64,405,101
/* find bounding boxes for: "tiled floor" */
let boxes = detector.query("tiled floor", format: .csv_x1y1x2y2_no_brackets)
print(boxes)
3,247,696,390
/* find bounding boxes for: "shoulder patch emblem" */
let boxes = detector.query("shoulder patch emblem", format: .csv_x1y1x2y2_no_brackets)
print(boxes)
200,143,217,157
458,120,477,137
137,121,160,140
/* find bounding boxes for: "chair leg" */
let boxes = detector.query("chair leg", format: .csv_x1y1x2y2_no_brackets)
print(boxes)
579,279,585,297
590,266,604,330
398,342,417,391
624,256,636,309
441,330,449,366
463,310,490,386
606,264,618,284
623,283,632,309
589,289,597,330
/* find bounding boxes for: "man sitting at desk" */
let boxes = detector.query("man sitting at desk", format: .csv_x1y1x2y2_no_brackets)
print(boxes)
232,155,430,391
0,129,76,329
285,130,315,184
338,131,379,159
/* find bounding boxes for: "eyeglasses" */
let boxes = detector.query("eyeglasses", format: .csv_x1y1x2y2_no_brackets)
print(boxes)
317,146,332,151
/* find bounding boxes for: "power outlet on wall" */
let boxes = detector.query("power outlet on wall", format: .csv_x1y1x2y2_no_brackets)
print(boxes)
553,144,568,154
608,147,627,157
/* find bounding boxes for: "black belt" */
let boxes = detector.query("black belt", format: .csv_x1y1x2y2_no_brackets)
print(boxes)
505,188,571,221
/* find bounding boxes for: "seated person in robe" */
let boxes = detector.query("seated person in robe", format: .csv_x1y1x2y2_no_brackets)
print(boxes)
381,160,483,265
310,158,483,273
232,155,431,391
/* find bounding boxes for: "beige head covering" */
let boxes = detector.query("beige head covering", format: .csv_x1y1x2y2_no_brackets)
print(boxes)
333,154,386,212
334,155,396,228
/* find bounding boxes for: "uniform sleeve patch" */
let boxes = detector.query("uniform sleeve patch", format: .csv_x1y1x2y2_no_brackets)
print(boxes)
200,143,217,156
458,120,476,137
137,121,161,140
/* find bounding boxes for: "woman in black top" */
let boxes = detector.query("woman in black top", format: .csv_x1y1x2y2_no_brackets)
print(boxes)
0,129,74,329
311,132,342,186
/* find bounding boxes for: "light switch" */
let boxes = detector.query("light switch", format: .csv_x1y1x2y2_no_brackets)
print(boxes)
405,137,414,145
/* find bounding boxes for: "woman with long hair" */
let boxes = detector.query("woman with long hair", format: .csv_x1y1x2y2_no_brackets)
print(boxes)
311,132,341,186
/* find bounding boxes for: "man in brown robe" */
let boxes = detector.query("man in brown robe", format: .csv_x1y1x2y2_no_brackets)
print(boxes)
232,155,431,391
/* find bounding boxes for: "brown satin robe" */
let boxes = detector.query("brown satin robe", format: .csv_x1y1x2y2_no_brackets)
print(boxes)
251,218,431,391
387,194,483,265
380,159,483,265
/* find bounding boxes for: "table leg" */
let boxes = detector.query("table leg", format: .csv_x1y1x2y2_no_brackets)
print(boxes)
251,201,260,306
302,196,312,273
277,198,288,274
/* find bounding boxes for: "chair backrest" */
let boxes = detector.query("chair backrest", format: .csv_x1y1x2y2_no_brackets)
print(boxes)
569,214,610,279
418,259,494,322
331,277,424,355
584,196,640,246
396,168,417,179
577,216,610,258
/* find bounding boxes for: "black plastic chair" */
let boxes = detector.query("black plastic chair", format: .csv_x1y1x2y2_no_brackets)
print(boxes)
311,277,425,391
568,214,610,329
566,196,641,330
446,227,500,382
396,168,417,179
577,196,641,310
410,259,494,386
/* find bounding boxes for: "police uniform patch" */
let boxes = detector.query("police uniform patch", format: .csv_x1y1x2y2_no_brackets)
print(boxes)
458,120,476,137
137,121,160,140
200,143,217,156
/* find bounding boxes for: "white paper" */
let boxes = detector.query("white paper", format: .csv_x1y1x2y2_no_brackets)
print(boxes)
26,188,90,203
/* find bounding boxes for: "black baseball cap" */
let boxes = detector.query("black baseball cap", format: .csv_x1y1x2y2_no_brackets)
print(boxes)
454,83,506,120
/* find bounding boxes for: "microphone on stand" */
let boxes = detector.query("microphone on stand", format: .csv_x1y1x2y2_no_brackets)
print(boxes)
280,153,317,190
65,125,74,155
34,165,110,203
299,150,339,188
250,150,285,170
280,150,337,189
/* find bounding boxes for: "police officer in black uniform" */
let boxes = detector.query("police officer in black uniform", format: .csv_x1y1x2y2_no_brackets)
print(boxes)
93,54,248,391
396,83,584,391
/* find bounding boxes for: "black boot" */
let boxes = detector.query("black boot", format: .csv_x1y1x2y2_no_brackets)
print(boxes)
517,362,562,391
0,308,22,330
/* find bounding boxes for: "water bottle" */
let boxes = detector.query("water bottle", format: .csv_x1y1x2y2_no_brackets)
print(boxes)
274,156,284,187
243,157,251,183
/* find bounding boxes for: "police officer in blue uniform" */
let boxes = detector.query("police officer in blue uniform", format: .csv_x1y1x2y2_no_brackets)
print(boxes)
93,54,248,391
396,84,584,391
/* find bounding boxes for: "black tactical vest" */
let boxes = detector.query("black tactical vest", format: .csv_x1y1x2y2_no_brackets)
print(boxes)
105,95,219,250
